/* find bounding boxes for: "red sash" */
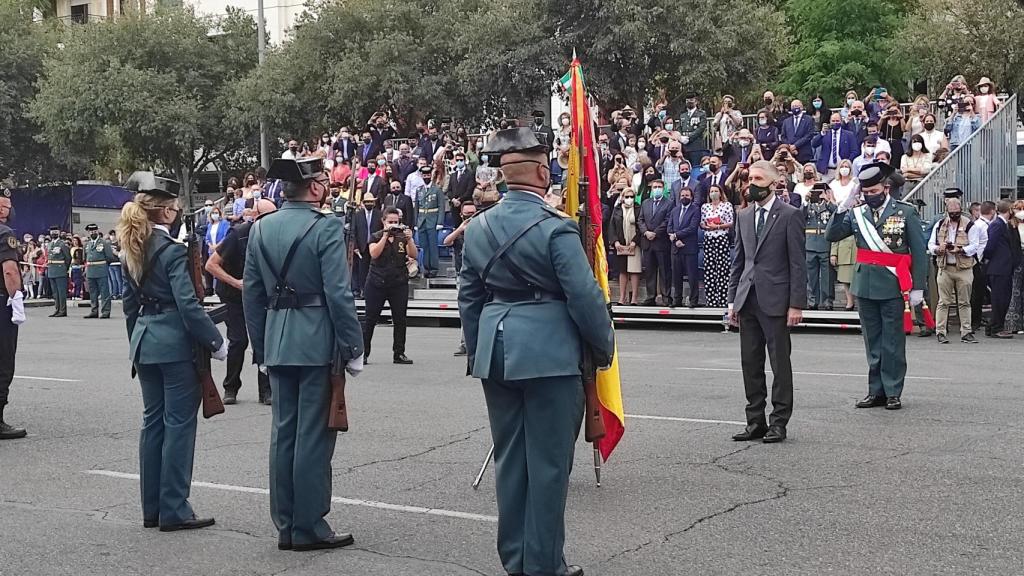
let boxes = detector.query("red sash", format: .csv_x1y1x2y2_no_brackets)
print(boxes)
855,248,913,292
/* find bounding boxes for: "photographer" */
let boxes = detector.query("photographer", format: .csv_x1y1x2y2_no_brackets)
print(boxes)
362,207,417,365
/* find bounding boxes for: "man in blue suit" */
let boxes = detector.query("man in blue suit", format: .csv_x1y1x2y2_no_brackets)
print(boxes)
812,112,858,180
697,156,729,206
669,160,699,203
638,177,674,306
668,187,701,307
983,199,1021,338
780,99,816,164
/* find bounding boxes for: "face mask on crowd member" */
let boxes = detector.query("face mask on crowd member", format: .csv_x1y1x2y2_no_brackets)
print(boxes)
758,115,769,127
622,192,635,207
664,121,674,132
651,184,665,200
839,166,852,177
210,210,222,222
679,189,693,206
708,158,721,173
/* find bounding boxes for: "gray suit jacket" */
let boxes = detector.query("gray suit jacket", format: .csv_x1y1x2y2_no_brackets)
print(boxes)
728,198,808,316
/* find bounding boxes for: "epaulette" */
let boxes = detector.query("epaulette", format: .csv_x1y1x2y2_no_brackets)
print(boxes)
467,201,500,221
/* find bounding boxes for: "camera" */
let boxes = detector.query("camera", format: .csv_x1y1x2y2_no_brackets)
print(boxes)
387,223,409,236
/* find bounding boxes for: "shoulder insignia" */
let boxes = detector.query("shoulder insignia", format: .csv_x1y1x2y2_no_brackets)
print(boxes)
556,210,573,219
6,236,17,249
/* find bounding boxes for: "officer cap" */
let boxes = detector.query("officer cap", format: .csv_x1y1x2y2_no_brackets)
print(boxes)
943,187,964,199
125,171,180,198
481,127,549,167
49,225,61,232
85,223,98,232
857,162,894,188
531,109,546,118
266,157,324,183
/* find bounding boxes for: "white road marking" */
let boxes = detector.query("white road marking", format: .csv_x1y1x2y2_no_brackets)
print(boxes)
84,470,497,523
626,414,746,426
14,375,81,382
674,366,951,381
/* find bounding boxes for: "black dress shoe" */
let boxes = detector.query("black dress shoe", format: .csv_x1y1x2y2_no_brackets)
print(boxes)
292,532,354,551
453,345,467,357
223,391,237,405
639,298,656,307
762,425,787,443
278,541,292,551
566,565,584,576
885,397,902,410
143,519,158,528
936,333,950,344
47,311,58,317
159,516,215,532
54,312,66,317
917,328,934,338
731,424,768,441
393,354,413,365
84,313,99,319
856,395,887,408
0,420,27,440
100,314,110,319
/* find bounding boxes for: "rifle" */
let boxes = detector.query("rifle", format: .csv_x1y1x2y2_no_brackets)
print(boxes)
345,158,361,282
183,213,226,419
576,176,606,444
328,347,349,432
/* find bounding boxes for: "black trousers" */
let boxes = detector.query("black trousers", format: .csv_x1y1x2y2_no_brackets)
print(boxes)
988,273,1012,334
971,262,988,329
643,248,671,300
362,279,409,359
223,300,270,398
671,251,699,304
738,289,794,428
0,305,17,407
353,252,370,296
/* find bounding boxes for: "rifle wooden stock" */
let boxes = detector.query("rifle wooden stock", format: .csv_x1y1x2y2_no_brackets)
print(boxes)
582,347,606,442
185,215,225,419
328,350,349,431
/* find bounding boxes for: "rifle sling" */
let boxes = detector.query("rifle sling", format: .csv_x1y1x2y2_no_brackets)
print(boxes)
137,241,175,293
478,211,554,288
257,213,325,292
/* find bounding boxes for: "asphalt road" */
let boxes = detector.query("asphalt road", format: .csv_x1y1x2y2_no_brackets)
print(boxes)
1,311,1023,576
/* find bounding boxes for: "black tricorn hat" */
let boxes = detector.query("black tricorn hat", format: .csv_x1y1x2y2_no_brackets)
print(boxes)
85,223,99,231
49,225,61,231
125,171,181,198
943,187,964,199
267,157,324,183
857,162,894,188
481,127,549,167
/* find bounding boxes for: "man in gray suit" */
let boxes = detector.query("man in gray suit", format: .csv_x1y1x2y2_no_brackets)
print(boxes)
728,160,807,444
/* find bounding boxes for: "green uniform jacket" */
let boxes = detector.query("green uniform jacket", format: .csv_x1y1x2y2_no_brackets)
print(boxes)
803,200,837,253
824,199,928,299
122,229,224,365
458,190,615,381
416,185,443,229
46,239,71,278
85,237,117,278
243,201,363,367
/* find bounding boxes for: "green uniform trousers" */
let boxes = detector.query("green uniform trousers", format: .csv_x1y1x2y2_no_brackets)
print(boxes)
857,296,907,398
269,365,337,547
48,276,67,314
482,332,583,576
88,276,112,316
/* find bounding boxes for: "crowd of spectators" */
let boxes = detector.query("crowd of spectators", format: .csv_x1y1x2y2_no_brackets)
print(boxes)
15,230,122,301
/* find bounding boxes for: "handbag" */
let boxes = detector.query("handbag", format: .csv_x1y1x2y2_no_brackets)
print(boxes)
615,244,636,256
406,258,420,279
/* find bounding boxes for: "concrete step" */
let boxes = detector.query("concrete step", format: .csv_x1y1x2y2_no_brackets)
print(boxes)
426,277,457,289
414,288,458,300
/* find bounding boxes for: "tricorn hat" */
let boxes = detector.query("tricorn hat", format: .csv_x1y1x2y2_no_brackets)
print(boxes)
943,187,964,199
85,223,99,231
124,171,180,198
481,127,549,167
267,157,324,183
857,162,894,188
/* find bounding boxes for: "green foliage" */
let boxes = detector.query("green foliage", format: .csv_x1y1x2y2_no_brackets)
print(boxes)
778,0,912,102
899,0,1024,121
29,6,260,198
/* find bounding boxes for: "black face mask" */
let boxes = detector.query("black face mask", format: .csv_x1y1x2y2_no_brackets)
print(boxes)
50,233,59,240
747,183,771,203
169,211,183,238
680,171,691,179
89,232,99,240
924,122,936,130
948,212,961,221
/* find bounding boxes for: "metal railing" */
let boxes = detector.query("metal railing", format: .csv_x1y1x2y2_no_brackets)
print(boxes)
901,95,1018,220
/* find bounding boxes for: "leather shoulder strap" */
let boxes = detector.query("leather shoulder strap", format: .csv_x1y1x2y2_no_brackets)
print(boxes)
478,210,554,287
257,212,325,289
138,240,174,290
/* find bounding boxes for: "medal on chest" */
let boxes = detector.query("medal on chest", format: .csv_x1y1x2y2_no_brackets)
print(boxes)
881,212,906,250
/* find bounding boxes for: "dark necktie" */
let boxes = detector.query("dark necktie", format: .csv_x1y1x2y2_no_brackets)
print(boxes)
831,130,840,166
755,207,766,240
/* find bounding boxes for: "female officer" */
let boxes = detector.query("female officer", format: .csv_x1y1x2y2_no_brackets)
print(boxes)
118,172,227,531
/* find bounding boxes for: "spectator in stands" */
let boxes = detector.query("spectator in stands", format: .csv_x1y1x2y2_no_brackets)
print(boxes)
639,177,673,306
680,94,710,167
724,164,749,207
393,142,418,186
331,153,350,186
879,106,907,167
812,112,857,180
1004,201,1024,334
780,99,816,163
70,236,84,300
919,113,949,154
974,77,1000,123
901,134,934,186
754,111,780,160
853,135,880,176
607,152,632,190
700,184,734,308
945,97,981,150
362,207,417,365
728,129,757,173
698,155,729,206
844,100,869,146
758,90,785,126
938,74,972,113
906,95,932,137
668,186,700,308
828,159,856,206
971,201,994,333
928,198,984,344
809,94,830,132
840,90,860,121
656,140,684,192
983,199,1019,338
611,188,643,305
281,139,300,160
793,164,819,202
231,184,246,223
333,127,355,163
713,95,743,162
774,172,802,208
635,165,660,205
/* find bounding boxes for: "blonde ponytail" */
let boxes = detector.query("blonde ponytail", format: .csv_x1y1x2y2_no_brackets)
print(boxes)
117,192,175,282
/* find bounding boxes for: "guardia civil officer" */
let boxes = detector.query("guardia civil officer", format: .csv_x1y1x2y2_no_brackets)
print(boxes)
803,183,837,310
0,187,28,439
415,164,443,278
459,128,615,576
825,162,927,410
84,223,116,318
243,157,364,552
119,172,228,530
45,225,71,317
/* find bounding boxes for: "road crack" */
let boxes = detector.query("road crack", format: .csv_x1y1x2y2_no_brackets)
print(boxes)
353,546,489,576
337,426,486,475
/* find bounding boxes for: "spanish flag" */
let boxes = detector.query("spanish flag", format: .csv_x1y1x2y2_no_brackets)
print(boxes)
561,53,625,461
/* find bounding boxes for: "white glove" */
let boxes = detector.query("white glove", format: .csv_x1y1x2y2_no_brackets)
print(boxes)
838,191,861,213
212,340,228,361
258,365,268,374
681,136,690,144
435,224,444,230
7,290,26,325
909,290,924,307
345,354,364,377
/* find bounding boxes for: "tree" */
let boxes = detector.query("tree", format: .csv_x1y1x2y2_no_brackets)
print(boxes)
778,0,912,103
0,1,69,186
899,0,1024,122
30,7,260,201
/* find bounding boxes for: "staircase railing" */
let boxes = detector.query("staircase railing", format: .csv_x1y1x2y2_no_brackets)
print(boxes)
902,95,1018,220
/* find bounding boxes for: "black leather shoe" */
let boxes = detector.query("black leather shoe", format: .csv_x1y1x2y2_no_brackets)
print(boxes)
566,565,584,576
937,333,950,344
53,312,66,317
961,333,978,344
47,311,58,317
639,298,656,307
453,345,467,357
731,424,767,441
100,314,110,319
223,392,237,405
669,298,681,308
159,516,215,532
393,354,413,365
292,532,354,551
143,519,158,528
856,395,887,408
278,541,292,551
762,425,787,443
0,420,27,440
917,328,934,338
84,313,99,319
885,397,902,410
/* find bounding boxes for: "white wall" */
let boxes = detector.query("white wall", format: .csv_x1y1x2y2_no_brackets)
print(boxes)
71,208,122,237
188,0,305,45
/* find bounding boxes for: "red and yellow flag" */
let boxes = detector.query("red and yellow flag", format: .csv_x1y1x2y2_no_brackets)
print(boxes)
561,53,625,461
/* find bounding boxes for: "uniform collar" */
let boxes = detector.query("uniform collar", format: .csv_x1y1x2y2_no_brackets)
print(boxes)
504,190,545,205
154,224,170,234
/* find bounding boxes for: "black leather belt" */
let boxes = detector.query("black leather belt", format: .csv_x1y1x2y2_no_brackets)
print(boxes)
139,300,175,316
489,290,566,304
269,292,325,310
